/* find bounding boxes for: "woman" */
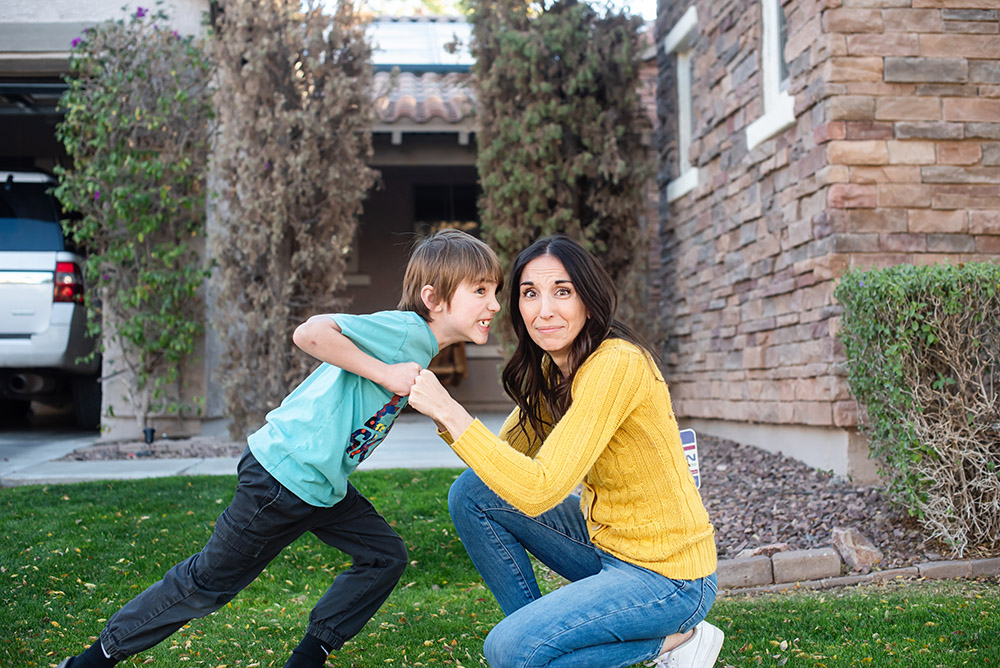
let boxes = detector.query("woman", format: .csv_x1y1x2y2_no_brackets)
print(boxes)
408,236,723,668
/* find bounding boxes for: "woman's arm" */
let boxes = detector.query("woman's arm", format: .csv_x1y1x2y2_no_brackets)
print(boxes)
292,315,421,396
410,343,651,516
410,372,539,456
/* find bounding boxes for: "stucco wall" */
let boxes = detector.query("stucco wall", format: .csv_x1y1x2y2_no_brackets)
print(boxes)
0,0,208,38
0,0,208,77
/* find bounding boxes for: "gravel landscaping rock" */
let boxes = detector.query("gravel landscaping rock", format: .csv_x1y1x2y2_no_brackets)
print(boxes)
697,434,946,569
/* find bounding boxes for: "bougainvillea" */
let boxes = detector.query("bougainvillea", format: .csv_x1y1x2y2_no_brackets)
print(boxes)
54,6,214,431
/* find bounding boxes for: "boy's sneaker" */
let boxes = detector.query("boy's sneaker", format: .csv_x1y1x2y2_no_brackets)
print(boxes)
647,620,724,668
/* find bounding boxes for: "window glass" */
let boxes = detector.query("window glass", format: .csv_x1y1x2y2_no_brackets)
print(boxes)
0,182,60,222
413,183,480,237
778,4,790,91
0,218,65,251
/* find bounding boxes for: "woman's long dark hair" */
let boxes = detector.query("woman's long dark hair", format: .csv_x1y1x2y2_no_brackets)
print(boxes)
501,236,654,444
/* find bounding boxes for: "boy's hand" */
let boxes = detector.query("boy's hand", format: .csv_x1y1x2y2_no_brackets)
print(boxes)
380,361,423,396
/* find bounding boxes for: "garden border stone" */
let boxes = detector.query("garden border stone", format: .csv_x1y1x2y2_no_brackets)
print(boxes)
717,551,1000,596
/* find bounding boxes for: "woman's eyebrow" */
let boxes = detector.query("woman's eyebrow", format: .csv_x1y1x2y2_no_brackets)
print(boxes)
519,278,573,285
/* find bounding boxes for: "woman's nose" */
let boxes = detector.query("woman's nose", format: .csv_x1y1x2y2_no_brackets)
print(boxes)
538,294,555,318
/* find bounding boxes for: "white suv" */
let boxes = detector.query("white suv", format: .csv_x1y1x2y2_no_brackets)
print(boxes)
0,170,101,428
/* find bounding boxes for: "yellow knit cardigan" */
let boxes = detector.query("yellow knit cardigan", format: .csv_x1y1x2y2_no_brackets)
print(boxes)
445,338,717,581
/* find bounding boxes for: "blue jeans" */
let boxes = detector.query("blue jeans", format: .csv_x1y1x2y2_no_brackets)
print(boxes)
99,448,407,660
448,469,717,668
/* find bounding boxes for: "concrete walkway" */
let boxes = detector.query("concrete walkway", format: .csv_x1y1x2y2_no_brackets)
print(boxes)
0,413,509,487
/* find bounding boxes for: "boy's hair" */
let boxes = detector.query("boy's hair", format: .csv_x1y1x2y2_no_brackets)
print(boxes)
398,229,504,321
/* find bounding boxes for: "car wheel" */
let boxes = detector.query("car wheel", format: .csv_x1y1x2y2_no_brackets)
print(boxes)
0,398,31,423
72,374,102,430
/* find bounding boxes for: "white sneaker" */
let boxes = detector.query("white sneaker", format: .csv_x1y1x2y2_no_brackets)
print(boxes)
647,620,724,668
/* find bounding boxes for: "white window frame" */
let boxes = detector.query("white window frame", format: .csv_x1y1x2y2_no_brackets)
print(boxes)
664,6,699,202
745,0,796,151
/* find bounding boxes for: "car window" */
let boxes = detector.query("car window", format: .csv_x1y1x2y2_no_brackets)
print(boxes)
0,218,66,251
0,181,60,222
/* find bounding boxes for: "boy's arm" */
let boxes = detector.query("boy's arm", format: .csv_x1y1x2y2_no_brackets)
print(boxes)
292,315,421,396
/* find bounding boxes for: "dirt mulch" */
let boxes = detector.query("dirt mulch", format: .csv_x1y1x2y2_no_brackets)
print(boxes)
58,437,246,462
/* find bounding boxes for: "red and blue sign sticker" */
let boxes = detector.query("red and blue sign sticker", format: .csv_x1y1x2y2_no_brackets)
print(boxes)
680,428,700,489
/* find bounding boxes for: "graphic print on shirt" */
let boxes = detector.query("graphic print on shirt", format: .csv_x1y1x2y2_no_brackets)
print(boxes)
346,394,403,462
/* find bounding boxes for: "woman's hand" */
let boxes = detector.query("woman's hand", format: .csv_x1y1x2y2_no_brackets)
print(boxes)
407,369,452,420
409,369,475,438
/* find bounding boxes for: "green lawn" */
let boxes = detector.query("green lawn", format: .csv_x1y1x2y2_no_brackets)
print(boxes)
2,470,997,668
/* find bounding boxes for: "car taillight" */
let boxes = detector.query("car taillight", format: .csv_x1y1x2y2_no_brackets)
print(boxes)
54,261,85,303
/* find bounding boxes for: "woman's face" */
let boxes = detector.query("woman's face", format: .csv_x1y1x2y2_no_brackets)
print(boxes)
518,254,588,375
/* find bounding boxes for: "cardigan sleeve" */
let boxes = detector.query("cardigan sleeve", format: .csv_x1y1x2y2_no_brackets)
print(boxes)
447,343,651,516
438,407,540,456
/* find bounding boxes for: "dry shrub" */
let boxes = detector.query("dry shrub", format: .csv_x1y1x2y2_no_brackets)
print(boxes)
836,263,1000,555
211,0,377,437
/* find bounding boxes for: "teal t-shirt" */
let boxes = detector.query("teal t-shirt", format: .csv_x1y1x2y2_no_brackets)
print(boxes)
247,310,438,507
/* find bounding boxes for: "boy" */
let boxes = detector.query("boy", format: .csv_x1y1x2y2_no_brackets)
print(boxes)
59,229,503,668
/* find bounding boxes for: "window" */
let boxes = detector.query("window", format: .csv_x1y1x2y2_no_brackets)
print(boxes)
413,183,480,237
745,0,796,151
664,6,699,202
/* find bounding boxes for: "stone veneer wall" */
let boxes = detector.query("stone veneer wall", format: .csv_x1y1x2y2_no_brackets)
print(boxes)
654,0,1000,479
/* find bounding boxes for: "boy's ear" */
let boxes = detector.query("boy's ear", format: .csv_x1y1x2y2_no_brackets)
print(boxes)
420,284,444,314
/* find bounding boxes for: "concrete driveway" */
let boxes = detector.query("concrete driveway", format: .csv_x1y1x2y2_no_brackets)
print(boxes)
0,405,97,480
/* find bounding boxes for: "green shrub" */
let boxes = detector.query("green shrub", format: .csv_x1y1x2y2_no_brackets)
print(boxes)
468,0,653,342
835,262,1000,555
54,6,214,431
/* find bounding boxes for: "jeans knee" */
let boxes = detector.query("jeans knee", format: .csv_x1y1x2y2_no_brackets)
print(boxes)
483,625,512,668
448,469,486,524
483,618,533,668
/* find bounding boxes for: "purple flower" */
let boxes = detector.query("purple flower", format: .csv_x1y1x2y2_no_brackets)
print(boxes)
71,37,82,48
264,160,271,171
172,30,180,38
94,190,101,201
103,273,110,281
136,7,148,18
